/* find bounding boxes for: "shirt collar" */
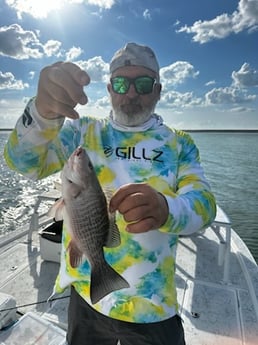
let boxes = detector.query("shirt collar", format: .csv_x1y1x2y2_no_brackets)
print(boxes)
109,111,163,132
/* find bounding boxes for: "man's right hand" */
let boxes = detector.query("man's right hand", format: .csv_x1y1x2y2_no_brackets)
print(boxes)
35,61,90,120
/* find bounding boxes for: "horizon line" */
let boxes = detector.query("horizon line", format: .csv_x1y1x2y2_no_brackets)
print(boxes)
1,128,258,133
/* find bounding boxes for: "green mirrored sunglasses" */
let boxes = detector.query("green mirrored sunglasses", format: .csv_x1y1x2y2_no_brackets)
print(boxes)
110,76,156,95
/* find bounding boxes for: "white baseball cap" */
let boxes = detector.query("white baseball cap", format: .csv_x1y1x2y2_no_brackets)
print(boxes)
110,42,160,77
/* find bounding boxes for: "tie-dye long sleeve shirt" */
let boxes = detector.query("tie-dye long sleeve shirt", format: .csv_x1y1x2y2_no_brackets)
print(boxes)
4,98,216,323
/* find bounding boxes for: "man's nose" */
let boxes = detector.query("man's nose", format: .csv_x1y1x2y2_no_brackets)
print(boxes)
126,83,138,98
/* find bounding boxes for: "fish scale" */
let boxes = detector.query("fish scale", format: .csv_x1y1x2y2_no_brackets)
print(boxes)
66,195,110,257
50,146,129,304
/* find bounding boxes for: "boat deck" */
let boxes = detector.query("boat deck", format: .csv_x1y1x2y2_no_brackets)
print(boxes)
0,204,258,344
177,229,258,344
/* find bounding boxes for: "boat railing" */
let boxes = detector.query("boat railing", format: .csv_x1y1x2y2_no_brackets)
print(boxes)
24,193,234,284
210,205,232,283
26,195,233,284
27,196,233,284
27,195,57,241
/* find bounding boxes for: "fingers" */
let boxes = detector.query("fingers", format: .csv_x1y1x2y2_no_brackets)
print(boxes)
36,61,90,119
109,183,147,212
109,183,169,233
49,62,89,103
114,192,148,217
126,218,158,233
56,61,90,86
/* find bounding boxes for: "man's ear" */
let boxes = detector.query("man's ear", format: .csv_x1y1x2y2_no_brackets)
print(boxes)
107,83,112,93
155,83,162,100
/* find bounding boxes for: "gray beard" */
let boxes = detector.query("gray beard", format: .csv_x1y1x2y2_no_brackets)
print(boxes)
112,104,156,127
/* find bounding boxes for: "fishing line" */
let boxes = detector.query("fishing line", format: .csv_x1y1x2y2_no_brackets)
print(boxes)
0,295,70,313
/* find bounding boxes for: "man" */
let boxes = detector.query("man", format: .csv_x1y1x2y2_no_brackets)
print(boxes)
4,42,216,345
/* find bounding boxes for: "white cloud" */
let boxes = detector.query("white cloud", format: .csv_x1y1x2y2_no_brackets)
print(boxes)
159,61,257,110
0,97,29,128
6,0,63,19
66,46,84,61
0,24,63,59
160,61,199,88
205,80,216,86
177,0,258,43
43,40,62,57
232,63,258,87
76,95,110,118
88,0,116,9
0,24,42,59
76,56,109,82
229,106,255,112
160,90,202,108
203,63,258,108
143,9,152,21
0,71,29,90
94,95,110,108
205,86,256,105
5,0,116,19
28,71,35,80
236,0,258,32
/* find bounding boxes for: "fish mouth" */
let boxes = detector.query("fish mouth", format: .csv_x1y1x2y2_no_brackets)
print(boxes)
66,146,84,172
75,146,83,156
72,146,86,165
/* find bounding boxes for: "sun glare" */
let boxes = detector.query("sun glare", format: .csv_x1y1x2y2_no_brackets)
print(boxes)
18,0,65,18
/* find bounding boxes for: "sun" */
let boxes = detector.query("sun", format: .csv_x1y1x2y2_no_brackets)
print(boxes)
13,0,65,19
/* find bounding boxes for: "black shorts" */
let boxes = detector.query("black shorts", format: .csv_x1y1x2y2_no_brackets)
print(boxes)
67,287,186,345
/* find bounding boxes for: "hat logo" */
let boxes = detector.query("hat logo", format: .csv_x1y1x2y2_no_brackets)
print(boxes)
124,59,132,66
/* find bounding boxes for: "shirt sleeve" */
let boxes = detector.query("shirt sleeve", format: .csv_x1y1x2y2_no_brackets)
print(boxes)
160,130,216,235
4,98,79,180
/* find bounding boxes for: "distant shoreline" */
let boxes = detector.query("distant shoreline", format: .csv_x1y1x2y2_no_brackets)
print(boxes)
183,129,258,133
2,128,258,132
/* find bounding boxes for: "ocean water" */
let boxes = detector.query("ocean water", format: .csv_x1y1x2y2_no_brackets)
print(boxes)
0,130,258,263
191,131,258,264
0,131,57,235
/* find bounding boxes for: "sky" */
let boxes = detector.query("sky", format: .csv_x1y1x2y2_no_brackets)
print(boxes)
0,0,258,129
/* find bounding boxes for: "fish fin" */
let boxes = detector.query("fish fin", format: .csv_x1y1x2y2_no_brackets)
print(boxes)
102,187,121,248
90,261,129,304
68,240,83,268
103,187,114,204
105,212,121,248
48,198,65,221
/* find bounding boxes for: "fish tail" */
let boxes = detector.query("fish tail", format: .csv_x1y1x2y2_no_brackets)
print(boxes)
90,262,129,304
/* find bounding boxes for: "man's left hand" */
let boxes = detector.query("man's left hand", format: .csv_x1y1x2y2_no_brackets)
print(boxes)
109,183,169,233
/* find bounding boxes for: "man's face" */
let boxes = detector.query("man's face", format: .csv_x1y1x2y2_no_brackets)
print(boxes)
107,66,161,127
